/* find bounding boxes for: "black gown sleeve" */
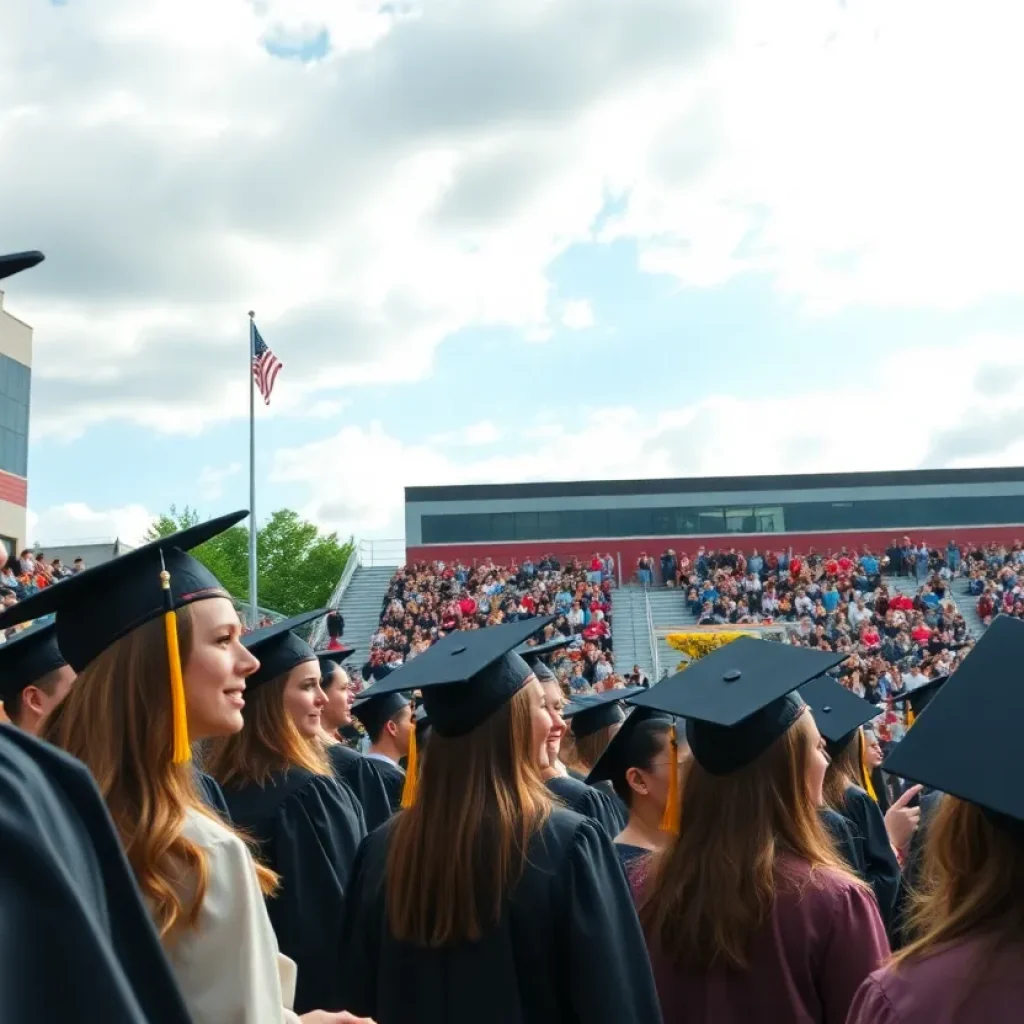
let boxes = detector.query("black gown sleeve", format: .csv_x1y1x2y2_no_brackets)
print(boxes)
820,807,865,875
194,768,232,823
269,774,367,1014
842,786,901,930
336,833,383,1018
328,746,394,833
557,819,663,1024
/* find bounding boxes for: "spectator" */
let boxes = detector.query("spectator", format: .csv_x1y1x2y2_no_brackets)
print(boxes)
660,549,678,588
636,552,654,587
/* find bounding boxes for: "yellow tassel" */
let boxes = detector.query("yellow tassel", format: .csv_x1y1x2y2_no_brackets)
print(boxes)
858,729,878,803
400,717,418,809
660,722,680,834
160,564,192,764
906,707,916,729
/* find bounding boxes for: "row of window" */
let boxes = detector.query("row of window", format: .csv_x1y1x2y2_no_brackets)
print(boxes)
419,495,1024,544
0,356,30,479
0,356,30,407
0,424,28,479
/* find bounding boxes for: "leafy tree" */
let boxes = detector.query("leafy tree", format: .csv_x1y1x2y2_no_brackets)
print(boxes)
146,506,353,617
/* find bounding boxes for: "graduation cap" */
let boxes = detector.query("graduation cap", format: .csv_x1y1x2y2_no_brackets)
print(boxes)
564,688,642,739
585,705,675,788
242,609,328,688
799,675,881,758
629,637,845,777
888,674,948,724
350,686,412,738
316,647,356,685
358,617,552,806
0,250,44,281
0,511,248,764
883,616,1024,826
0,622,68,703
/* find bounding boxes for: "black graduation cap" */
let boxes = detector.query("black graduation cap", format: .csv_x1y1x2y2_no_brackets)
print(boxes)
888,674,948,719
0,512,246,673
0,250,44,281
564,688,643,738
629,637,845,775
355,617,551,738
585,705,675,787
883,616,1024,824
517,634,574,660
242,609,328,688
316,648,355,684
0,622,68,702
799,675,880,757
351,685,412,737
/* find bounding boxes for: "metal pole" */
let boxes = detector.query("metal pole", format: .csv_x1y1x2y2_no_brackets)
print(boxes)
247,311,258,628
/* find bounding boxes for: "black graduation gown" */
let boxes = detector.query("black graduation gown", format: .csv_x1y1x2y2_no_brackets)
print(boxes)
546,775,626,837
891,788,942,950
368,755,406,814
820,806,865,876
222,767,366,1014
0,725,192,1024
338,809,663,1024
195,768,231,822
327,743,394,832
839,785,901,930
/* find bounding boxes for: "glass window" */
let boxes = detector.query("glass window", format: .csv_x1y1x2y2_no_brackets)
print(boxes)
698,509,725,533
490,513,514,541
514,511,539,541
608,508,650,536
579,509,609,538
755,506,784,532
537,511,561,539
726,508,754,533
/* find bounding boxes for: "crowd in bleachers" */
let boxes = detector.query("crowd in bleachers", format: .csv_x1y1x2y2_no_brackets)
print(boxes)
365,553,628,696
0,547,83,605
648,541,976,743
963,540,1024,626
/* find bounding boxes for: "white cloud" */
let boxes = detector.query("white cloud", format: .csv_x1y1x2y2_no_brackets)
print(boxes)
271,335,1024,541
198,461,242,500
27,502,155,547
561,299,595,331
429,420,503,447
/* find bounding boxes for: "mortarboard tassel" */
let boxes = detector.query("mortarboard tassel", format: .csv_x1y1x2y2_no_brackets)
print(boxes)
160,552,192,764
858,728,878,803
906,707,916,729
659,722,681,834
400,718,418,809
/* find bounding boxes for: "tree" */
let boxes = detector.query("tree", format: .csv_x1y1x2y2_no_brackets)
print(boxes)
146,506,353,617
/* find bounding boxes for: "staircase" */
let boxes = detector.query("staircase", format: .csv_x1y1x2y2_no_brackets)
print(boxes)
333,565,397,659
612,585,654,681
645,587,689,680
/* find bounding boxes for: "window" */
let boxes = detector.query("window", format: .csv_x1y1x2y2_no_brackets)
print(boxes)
0,355,30,478
726,508,754,533
514,511,539,541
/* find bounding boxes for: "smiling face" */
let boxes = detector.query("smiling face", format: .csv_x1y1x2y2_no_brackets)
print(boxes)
540,680,567,766
282,659,328,739
183,597,260,741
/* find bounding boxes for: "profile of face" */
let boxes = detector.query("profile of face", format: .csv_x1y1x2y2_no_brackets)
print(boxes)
864,732,883,769
624,729,685,812
321,665,353,731
183,598,259,741
19,664,77,736
524,677,553,768
803,712,830,807
383,702,414,757
282,659,328,739
540,681,566,766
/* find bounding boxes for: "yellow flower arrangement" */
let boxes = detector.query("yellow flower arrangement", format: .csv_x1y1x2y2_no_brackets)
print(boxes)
666,631,751,672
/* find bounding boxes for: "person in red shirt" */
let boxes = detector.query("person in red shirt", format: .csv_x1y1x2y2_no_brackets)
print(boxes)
911,623,932,645
789,556,803,579
860,624,881,649
977,592,995,624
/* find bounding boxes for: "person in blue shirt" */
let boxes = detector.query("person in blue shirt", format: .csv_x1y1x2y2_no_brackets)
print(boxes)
822,583,840,614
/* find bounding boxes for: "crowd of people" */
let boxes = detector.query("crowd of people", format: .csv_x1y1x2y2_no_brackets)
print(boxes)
0,547,84,605
363,555,629,694
965,540,1024,626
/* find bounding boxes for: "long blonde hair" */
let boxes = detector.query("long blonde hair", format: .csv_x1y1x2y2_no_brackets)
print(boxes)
638,711,860,970
895,796,1024,967
41,606,277,939
386,686,552,947
204,664,330,788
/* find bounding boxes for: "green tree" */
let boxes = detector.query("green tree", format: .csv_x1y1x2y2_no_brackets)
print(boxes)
146,506,353,617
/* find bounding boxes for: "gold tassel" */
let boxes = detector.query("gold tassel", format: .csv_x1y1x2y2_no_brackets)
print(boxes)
160,555,191,764
859,729,878,803
400,717,418,809
660,722,680,834
906,707,916,729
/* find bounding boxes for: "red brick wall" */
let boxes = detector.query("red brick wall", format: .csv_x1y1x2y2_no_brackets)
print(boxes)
406,524,1024,579
0,470,27,508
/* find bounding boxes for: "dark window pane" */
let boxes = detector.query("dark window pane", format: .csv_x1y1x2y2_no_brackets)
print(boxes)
537,511,561,539
579,509,609,538
514,511,539,541
697,509,725,533
558,510,586,539
490,513,514,541
726,508,754,533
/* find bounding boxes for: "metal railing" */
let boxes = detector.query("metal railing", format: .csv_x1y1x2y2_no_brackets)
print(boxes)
358,538,405,567
644,585,661,682
308,548,363,649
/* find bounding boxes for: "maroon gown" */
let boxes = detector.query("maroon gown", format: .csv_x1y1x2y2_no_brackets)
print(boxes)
629,852,889,1023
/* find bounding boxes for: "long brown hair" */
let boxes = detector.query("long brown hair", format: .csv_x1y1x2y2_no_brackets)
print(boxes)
386,686,552,947
566,723,618,774
41,607,276,939
638,711,859,970
204,665,330,788
894,796,1024,967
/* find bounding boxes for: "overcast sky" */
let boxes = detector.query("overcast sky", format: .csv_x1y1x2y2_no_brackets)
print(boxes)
4,0,1024,545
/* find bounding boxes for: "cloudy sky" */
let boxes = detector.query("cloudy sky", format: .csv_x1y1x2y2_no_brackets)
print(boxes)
4,0,1024,546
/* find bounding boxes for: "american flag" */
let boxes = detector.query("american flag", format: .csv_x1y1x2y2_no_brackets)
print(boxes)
251,324,283,405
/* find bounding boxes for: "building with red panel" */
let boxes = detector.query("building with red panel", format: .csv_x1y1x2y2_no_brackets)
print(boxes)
0,288,31,553
404,468,1024,575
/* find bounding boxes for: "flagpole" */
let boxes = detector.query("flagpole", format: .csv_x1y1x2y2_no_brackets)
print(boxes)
247,311,259,628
